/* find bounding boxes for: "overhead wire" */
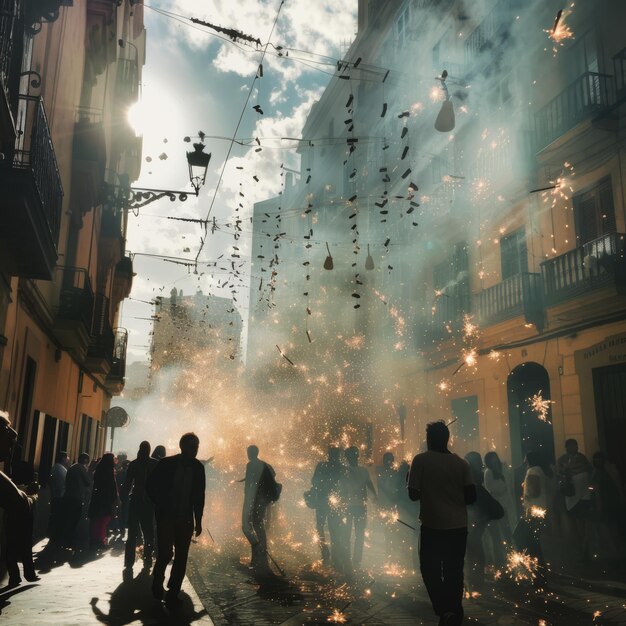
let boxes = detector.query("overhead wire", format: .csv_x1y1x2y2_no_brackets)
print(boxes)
194,0,287,265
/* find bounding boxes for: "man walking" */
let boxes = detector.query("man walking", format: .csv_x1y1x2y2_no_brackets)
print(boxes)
123,441,158,568
147,432,205,608
408,421,476,626
311,446,344,566
242,445,279,576
339,446,377,572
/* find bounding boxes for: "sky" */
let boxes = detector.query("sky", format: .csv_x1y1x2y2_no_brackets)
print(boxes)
120,1,359,364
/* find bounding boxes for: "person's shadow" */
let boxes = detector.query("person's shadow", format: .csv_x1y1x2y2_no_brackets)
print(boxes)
90,566,208,625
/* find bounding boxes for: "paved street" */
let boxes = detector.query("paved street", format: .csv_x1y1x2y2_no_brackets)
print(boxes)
1,528,625,625
186,531,626,626
0,538,213,626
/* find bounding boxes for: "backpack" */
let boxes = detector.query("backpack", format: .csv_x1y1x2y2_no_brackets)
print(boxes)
259,463,282,502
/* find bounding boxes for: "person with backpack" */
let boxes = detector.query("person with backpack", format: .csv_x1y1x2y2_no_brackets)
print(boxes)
242,445,281,576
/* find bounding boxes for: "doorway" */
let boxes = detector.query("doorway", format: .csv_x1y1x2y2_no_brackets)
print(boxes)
592,364,626,484
507,362,555,469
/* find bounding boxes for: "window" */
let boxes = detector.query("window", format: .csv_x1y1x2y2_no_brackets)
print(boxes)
500,227,528,280
395,3,411,46
573,177,616,245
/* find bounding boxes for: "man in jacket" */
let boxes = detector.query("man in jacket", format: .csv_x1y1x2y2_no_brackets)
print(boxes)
408,421,476,626
147,432,205,608
122,441,158,568
62,452,92,548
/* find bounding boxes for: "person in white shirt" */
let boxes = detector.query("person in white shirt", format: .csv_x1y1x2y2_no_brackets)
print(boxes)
408,421,475,626
483,451,512,568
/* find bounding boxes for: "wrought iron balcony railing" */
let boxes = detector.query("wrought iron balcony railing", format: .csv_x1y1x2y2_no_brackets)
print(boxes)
475,272,543,328
13,94,63,242
115,57,139,103
541,232,626,305
534,72,613,152
614,47,626,99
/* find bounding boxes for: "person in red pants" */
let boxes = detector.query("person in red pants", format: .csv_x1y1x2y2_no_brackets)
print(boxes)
88,453,118,549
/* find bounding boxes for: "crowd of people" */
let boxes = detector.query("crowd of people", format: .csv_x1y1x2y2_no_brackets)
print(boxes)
1,405,625,624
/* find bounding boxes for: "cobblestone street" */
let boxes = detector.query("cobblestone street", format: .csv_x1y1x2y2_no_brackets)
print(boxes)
186,535,626,626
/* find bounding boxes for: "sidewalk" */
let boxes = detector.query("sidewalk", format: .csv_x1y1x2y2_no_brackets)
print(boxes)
0,539,214,626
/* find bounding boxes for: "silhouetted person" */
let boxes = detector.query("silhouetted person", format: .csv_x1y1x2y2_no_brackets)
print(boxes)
242,445,279,575
123,441,158,568
464,451,488,592
114,455,130,537
152,445,166,461
0,410,38,587
339,446,377,571
62,452,91,548
48,450,69,543
311,446,344,566
408,421,475,626
88,453,119,549
558,438,593,563
147,432,205,608
377,452,399,555
483,451,512,568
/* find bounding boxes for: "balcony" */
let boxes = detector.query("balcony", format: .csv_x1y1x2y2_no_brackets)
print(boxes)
85,293,114,374
115,57,139,104
0,95,63,279
54,267,94,358
541,233,626,306
534,72,613,153
71,107,106,214
105,328,128,395
475,272,544,331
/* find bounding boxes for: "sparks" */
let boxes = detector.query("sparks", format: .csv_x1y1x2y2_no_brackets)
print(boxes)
530,505,547,519
545,4,575,56
463,348,478,368
506,550,539,582
529,391,553,422
327,609,348,623
463,314,479,340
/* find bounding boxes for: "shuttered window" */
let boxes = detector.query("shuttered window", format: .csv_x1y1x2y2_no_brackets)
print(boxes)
500,227,528,280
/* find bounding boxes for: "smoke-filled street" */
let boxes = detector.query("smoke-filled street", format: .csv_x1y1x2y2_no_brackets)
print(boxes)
2,0,626,625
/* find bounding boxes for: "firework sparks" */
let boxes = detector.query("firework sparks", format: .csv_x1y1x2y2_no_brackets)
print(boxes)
488,350,502,362
327,609,348,623
545,4,575,55
506,550,539,582
530,391,553,422
530,505,547,519
463,314,479,340
437,379,451,393
463,348,478,369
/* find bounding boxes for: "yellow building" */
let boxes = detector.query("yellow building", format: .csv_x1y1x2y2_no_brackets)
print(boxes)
248,0,626,482
0,0,145,477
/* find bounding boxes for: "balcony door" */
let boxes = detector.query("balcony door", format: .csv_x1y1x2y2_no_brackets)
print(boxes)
573,177,616,245
507,362,555,469
500,227,528,280
592,364,626,486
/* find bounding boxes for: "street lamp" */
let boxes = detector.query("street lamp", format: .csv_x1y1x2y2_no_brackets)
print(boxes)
187,133,211,195
103,140,211,210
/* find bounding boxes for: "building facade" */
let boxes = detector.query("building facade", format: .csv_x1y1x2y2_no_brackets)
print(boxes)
150,288,243,377
248,0,626,479
0,0,144,477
